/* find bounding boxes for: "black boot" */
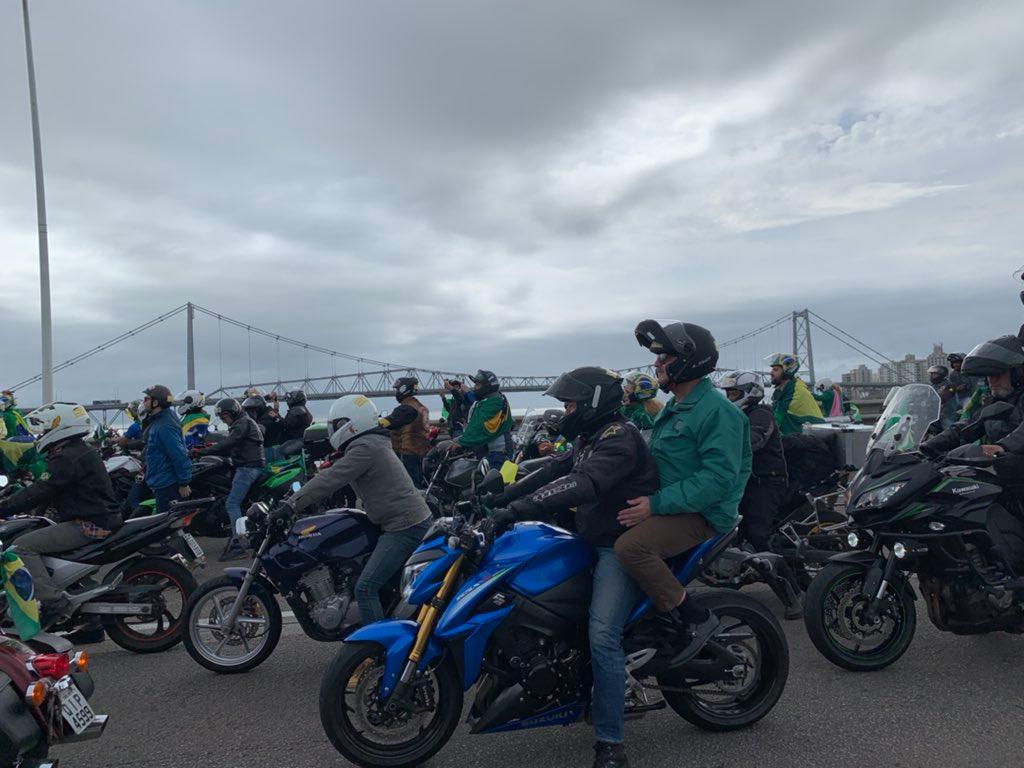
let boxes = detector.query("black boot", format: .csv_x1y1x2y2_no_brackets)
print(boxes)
593,742,630,768
67,617,106,645
667,595,719,666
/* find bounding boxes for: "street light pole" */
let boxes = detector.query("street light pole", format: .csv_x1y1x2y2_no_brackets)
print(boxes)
21,0,54,403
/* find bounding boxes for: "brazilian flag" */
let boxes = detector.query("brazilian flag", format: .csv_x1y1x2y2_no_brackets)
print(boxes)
1,549,41,640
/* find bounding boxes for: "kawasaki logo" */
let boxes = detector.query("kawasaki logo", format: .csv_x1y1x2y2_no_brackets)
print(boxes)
951,484,981,495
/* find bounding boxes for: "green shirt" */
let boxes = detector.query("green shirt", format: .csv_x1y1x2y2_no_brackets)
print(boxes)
457,394,513,448
647,377,752,533
619,402,655,431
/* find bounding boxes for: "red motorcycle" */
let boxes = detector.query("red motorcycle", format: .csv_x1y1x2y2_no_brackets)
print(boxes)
0,631,107,767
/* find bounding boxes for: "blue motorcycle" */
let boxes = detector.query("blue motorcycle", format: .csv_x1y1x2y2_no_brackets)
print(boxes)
318,514,790,767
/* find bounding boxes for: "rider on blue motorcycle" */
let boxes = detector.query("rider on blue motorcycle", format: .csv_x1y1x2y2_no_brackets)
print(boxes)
270,394,432,623
489,366,659,768
619,320,751,655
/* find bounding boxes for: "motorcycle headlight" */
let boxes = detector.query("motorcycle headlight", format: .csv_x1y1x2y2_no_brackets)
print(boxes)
852,481,909,511
400,562,430,600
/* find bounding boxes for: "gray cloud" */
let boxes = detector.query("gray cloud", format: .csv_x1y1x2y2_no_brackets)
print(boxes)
1,0,1022,407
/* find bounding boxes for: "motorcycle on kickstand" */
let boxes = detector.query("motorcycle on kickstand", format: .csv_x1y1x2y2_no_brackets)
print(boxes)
317,510,790,767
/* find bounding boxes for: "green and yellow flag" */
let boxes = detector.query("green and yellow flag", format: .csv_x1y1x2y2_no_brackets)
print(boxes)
1,549,41,640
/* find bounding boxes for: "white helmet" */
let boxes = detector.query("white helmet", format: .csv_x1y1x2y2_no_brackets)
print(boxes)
327,395,380,450
176,389,206,415
24,402,93,452
816,378,834,391
717,371,765,409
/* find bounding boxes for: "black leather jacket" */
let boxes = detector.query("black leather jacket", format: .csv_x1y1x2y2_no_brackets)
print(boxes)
744,403,788,485
922,386,1024,457
282,405,313,442
0,438,122,529
500,413,660,547
198,414,265,468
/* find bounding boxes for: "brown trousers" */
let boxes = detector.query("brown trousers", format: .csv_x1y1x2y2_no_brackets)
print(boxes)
614,513,716,612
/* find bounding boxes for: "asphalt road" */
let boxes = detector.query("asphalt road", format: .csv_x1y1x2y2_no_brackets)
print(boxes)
48,553,1024,768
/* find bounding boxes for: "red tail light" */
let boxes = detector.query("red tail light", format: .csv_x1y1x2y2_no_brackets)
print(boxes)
31,653,70,679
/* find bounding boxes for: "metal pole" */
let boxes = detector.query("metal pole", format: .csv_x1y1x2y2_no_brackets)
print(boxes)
186,302,196,389
22,0,54,403
803,310,816,386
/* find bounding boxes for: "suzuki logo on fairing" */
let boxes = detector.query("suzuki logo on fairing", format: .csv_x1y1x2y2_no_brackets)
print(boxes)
951,484,981,495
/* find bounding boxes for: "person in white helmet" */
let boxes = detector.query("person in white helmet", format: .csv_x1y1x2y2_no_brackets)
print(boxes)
0,403,123,622
269,395,432,622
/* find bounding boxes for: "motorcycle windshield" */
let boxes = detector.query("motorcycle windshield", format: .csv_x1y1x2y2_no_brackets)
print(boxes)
866,384,941,454
516,409,544,443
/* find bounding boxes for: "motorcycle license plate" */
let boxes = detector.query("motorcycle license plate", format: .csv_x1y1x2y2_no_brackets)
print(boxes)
181,532,204,558
57,679,95,735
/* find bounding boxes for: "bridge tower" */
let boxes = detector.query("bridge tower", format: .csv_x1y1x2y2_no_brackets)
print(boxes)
791,309,815,385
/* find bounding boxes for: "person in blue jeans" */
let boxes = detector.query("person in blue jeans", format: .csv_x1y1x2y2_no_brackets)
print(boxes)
140,385,192,514
488,367,660,768
196,398,265,561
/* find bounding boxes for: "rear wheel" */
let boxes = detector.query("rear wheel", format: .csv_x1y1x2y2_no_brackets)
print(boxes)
657,589,789,732
183,575,282,674
320,643,463,768
804,563,916,672
102,558,197,654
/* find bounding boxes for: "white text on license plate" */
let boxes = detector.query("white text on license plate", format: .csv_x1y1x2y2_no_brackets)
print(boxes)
181,532,204,558
58,681,95,735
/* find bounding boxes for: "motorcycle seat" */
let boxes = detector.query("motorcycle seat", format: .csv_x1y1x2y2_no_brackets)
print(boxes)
278,438,304,457
54,513,170,561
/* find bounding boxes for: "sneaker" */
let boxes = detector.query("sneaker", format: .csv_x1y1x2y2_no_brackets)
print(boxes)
592,742,630,768
667,596,720,666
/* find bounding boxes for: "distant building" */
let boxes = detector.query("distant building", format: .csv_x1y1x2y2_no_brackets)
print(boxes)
841,343,949,396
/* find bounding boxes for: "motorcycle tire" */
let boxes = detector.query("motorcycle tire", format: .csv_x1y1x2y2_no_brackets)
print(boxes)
658,589,789,732
320,643,463,768
102,557,197,654
803,563,917,672
183,575,282,674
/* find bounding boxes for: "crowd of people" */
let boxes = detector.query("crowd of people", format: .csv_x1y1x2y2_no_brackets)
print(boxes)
1,310,1021,768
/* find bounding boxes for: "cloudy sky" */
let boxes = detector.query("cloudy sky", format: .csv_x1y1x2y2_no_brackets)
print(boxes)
1,0,1022,409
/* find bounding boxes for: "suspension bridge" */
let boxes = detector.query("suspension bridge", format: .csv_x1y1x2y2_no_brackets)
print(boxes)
6,302,908,420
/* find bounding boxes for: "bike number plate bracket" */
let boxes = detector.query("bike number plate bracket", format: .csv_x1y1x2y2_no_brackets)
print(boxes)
180,532,204,558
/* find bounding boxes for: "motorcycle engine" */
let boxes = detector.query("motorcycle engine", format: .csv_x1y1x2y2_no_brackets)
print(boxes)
515,643,581,708
299,565,352,631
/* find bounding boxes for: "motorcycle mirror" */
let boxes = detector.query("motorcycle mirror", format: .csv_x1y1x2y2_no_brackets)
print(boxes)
0,475,8,488
979,401,1014,421
290,481,302,493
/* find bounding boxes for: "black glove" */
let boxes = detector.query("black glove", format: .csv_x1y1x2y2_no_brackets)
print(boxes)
479,491,507,510
488,507,517,537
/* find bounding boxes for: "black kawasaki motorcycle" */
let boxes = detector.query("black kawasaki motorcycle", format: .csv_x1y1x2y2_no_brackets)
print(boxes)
804,384,1024,671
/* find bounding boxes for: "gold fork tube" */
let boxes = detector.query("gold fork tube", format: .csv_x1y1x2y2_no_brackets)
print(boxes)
408,555,464,663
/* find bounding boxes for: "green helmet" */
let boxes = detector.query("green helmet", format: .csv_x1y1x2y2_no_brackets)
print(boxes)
624,372,658,402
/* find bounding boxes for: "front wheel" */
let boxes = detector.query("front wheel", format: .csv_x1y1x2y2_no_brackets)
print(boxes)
657,589,789,732
320,643,463,768
803,562,917,672
102,557,197,654
183,575,282,674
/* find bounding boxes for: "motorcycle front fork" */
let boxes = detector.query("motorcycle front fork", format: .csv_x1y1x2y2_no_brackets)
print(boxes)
222,537,271,632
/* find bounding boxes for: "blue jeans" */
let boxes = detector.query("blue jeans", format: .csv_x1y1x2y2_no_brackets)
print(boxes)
486,451,508,471
127,478,152,515
152,484,182,515
399,454,425,488
226,467,262,527
355,519,432,623
590,547,639,745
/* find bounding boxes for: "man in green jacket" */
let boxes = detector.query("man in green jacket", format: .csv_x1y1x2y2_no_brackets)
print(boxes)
454,369,514,467
616,319,751,659
768,353,825,435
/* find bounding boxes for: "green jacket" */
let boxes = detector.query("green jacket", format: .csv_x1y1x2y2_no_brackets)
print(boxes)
457,394,513,448
619,402,655,431
772,378,825,436
647,377,752,533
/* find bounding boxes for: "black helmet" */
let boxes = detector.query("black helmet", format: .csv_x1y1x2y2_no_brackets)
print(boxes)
634,320,718,389
394,377,419,402
963,335,1024,381
285,389,306,407
215,397,242,420
472,370,500,399
544,366,624,440
947,352,965,364
143,384,174,410
242,395,268,418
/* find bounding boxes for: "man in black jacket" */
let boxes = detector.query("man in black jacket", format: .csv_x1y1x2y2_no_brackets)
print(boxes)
490,367,659,768
281,390,313,443
199,398,264,560
0,402,122,621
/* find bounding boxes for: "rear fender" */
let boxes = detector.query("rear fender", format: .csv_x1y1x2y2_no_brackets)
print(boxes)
223,567,279,595
0,672,45,756
345,620,442,699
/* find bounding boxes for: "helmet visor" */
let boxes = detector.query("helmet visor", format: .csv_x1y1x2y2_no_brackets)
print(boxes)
634,319,695,357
